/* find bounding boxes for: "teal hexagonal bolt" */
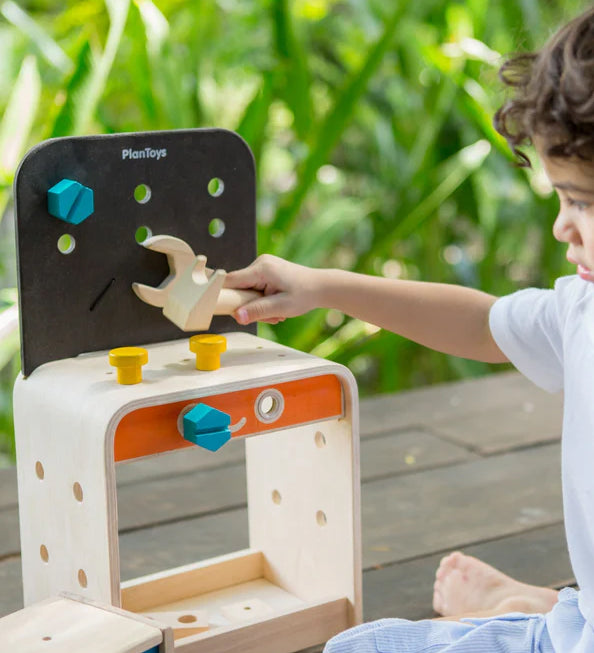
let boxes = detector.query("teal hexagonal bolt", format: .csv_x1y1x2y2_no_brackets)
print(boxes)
182,403,231,452
47,179,94,225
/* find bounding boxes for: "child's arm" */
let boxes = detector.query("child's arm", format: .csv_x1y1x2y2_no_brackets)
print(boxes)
224,254,508,363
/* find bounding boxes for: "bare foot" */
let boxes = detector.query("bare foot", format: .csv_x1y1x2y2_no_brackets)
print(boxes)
432,552,559,617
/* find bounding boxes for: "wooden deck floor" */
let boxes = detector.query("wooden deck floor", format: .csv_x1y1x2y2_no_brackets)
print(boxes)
0,370,570,649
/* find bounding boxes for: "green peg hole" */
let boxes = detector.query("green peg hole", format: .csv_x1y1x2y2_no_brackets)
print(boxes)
135,226,152,244
57,234,75,255
207,177,224,197
134,184,152,204
208,219,225,238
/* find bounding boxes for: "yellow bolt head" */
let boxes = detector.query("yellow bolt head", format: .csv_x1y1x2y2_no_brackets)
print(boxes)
189,334,227,371
109,346,148,384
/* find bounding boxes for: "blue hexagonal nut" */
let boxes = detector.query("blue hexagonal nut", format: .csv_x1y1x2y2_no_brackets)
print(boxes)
47,179,94,225
186,429,232,452
183,403,231,452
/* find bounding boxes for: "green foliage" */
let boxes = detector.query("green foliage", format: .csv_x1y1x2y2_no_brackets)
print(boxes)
0,0,587,458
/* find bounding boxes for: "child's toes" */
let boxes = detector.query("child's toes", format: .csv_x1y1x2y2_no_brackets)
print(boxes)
446,551,464,568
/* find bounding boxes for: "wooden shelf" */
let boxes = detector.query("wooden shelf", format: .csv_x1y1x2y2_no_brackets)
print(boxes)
121,549,349,652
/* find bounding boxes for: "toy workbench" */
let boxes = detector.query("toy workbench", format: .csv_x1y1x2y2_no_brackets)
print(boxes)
9,129,362,653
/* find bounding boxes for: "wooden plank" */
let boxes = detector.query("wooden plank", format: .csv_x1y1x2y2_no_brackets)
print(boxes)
59,592,175,652
0,508,20,557
117,463,247,532
360,429,477,481
119,509,249,582
115,443,245,487
122,550,264,612
245,420,361,621
359,371,562,443
0,557,22,618
0,466,16,509
362,443,562,567
175,598,349,653
363,523,572,622
431,398,562,454
0,595,164,653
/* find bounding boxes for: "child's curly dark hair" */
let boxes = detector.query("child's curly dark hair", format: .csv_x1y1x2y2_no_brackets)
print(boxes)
494,6,594,166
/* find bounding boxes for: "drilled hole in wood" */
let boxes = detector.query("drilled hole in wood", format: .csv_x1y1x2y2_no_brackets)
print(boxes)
315,432,327,448
178,614,197,624
35,461,45,480
316,510,327,526
40,545,49,562
272,490,282,505
73,482,83,502
78,569,88,588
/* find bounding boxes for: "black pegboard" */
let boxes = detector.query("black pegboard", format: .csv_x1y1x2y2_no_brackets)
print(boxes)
14,129,256,376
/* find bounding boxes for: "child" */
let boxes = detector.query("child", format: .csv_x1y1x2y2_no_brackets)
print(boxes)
225,6,594,652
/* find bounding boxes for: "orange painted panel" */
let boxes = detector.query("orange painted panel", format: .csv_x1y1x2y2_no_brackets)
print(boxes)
114,374,343,462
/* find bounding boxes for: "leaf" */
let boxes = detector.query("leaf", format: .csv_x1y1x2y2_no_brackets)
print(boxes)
237,72,275,165
263,4,407,252
70,0,131,135
0,0,72,72
135,0,168,55
358,139,492,269
0,55,40,219
0,55,40,175
284,197,373,265
47,38,94,138
134,0,195,128
271,0,313,141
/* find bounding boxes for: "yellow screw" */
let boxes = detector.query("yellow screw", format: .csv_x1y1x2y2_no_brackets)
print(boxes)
189,334,227,371
108,347,148,384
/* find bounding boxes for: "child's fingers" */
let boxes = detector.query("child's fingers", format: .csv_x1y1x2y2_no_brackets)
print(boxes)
234,294,288,325
225,254,287,291
224,266,260,289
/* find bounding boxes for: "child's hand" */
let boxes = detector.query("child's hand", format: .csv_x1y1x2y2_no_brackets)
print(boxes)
224,255,321,325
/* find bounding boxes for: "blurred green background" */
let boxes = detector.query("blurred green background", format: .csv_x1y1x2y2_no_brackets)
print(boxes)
0,0,584,463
